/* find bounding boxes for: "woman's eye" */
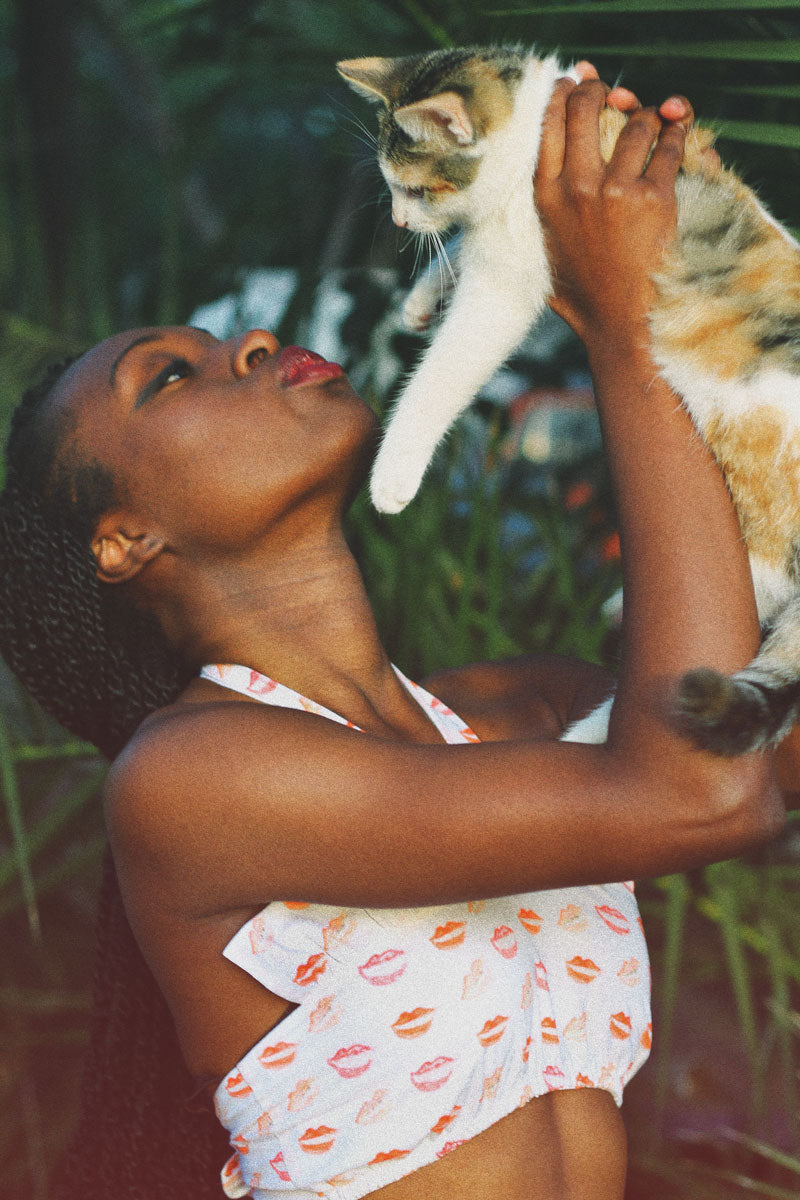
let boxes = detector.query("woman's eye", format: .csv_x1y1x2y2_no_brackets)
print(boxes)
154,358,190,390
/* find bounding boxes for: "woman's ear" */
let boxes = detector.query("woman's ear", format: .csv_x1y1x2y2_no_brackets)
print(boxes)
91,512,165,584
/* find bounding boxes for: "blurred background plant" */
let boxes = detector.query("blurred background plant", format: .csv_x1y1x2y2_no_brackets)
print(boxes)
1,0,798,1196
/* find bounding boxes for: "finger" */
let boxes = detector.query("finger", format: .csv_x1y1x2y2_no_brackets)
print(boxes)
644,117,687,189
575,60,599,80
659,94,693,127
607,86,639,112
605,106,664,181
563,78,611,178
536,76,578,182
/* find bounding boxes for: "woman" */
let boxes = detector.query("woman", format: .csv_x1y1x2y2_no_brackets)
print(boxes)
0,77,789,1200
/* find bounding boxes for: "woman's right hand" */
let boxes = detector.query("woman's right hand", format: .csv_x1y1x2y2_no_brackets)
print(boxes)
535,77,691,350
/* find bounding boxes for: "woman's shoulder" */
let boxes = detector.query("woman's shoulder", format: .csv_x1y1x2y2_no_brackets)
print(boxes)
422,653,615,742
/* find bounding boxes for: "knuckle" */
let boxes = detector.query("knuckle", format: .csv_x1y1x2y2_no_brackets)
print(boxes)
600,179,626,203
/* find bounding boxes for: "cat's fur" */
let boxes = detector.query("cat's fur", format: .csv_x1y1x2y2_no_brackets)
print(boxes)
338,46,800,755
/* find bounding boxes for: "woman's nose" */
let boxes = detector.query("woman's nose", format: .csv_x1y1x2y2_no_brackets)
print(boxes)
230,329,281,378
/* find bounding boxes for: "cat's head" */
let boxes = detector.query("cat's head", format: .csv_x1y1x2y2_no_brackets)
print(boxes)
337,48,524,232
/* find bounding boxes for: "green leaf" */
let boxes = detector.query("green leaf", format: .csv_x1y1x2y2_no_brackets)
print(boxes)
715,119,800,149
0,720,39,941
559,40,800,61
491,0,800,12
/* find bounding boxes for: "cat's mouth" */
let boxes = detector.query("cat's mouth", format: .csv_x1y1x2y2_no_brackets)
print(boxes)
278,345,344,388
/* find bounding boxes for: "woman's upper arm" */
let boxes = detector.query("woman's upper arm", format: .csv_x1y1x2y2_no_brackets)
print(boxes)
105,701,780,918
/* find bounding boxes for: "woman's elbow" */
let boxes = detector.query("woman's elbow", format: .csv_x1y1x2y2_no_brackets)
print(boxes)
697,755,786,859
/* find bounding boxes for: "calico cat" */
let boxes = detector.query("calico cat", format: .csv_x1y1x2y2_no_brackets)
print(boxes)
337,46,800,756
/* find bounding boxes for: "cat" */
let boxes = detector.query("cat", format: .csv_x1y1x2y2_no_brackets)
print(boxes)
337,45,800,756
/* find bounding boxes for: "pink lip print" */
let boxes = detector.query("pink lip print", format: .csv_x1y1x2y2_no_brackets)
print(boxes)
308,994,343,1033
436,1139,467,1159
411,1055,455,1092
247,670,277,695
534,960,550,991
543,1065,567,1091
595,904,631,935
358,948,407,985
617,958,641,987
232,1133,249,1154
356,1088,392,1125
270,1151,292,1182
491,926,518,959
327,1044,374,1079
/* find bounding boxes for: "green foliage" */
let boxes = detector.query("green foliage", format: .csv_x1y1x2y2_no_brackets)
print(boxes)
1,0,798,1197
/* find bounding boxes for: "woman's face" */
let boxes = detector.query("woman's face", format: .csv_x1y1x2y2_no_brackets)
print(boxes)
48,326,379,558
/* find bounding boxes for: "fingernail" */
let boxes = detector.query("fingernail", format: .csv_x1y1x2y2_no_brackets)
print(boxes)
576,60,599,79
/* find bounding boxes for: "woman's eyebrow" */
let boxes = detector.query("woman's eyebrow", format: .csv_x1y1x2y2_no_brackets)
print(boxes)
109,334,165,388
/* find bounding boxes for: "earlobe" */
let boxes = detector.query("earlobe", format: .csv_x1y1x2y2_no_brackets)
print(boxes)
91,517,165,584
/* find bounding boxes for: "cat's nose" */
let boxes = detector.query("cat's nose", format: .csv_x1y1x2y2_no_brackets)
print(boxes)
392,203,408,228
231,329,280,378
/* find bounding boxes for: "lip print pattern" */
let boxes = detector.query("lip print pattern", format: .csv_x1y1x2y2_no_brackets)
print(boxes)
522,1035,531,1063
369,1149,411,1165
430,1103,462,1134
518,908,542,934
411,1056,455,1092
436,1139,467,1159
534,960,549,991
294,952,327,986
543,1065,567,1091
641,1022,653,1050
298,1126,337,1154
610,1012,632,1040
308,995,343,1033
258,1041,297,1069
476,1015,508,1047
327,1045,374,1079
247,670,277,695
595,905,631,935
358,949,407,985
270,1151,292,1182
323,912,357,952
288,1078,319,1112
468,899,486,915
248,916,273,956
462,958,489,1000
566,956,602,983
491,926,518,959
558,904,588,932
563,1013,588,1043
224,1071,253,1098
480,1067,503,1102
576,1073,595,1087
430,921,467,949
356,1089,392,1125
232,1133,249,1154
521,970,533,1010
392,1008,435,1038
617,958,641,987
541,1017,559,1044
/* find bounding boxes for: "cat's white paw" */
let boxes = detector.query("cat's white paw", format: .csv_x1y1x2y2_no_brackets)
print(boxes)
402,290,436,334
369,445,429,513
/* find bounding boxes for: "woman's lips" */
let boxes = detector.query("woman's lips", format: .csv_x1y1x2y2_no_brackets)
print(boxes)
278,345,344,387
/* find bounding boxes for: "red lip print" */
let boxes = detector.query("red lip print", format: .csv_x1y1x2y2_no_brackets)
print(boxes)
491,925,518,959
392,1007,435,1038
298,1125,337,1154
258,1041,297,1069
430,697,455,716
247,670,277,695
476,1015,509,1047
436,1140,467,1158
322,911,356,952
358,949,407,985
640,1022,653,1050
541,1017,559,1044
595,904,631,935
460,727,480,742
566,956,601,983
283,901,310,910
518,908,542,934
430,921,467,949
543,1065,567,1091
369,1149,411,1165
522,1035,531,1063
430,1103,462,1134
411,1056,455,1092
224,1070,253,1098
576,1073,595,1087
231,1133,249,1154
308,994,343,1033
222,1154,244,1192
294,952,327,986
534,960,549,991
270,1150,292,1181
327,1044,373,1079
610,1011,632,1040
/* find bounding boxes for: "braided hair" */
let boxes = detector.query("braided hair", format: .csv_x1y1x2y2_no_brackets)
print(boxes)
0,360,230,1197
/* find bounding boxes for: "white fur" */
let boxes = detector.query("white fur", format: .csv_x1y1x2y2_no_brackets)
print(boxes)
370,56,577,513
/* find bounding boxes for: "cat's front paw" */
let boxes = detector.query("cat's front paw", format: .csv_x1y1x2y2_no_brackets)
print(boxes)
402,290,436,334
369,444,429,513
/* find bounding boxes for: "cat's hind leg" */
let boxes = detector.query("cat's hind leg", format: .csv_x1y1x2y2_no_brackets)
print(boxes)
673,591,800,754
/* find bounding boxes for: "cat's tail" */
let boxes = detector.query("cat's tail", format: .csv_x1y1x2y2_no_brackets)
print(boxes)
672,594,800,755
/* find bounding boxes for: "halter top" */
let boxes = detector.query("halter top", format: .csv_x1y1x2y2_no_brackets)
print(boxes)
201,662,652,1200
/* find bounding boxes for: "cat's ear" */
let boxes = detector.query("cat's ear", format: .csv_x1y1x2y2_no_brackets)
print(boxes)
336,57,402,104
393,93,474,147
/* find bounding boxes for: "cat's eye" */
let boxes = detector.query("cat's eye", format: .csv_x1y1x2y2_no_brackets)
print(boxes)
405,187,425,200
